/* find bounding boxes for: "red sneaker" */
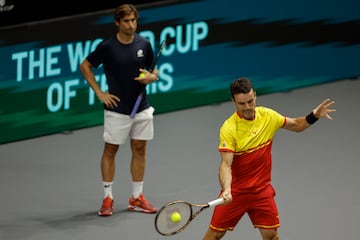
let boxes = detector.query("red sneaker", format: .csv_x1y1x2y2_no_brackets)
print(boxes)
98,197,114,216
128,194,157,214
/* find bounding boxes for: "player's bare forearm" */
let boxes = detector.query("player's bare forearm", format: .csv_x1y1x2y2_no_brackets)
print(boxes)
80,60,120,108
284,98,336,132
80,60,103,97
219,167,231,192
284,117,310,132
218,152,233,203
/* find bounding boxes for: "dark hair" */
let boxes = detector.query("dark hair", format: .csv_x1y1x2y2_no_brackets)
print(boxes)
114,4,138,22
230,77,254,97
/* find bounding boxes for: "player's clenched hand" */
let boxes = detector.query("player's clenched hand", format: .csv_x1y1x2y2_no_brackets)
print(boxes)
97,91,120,109
313,98,336,120
221,191,232,205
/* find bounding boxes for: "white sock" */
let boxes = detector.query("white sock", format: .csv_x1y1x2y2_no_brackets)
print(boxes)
103,181,113,199
132,181,144,199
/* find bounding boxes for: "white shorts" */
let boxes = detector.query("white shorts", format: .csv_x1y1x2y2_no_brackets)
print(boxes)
103,107,154,145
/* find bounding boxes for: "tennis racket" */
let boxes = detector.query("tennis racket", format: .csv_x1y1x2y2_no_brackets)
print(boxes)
130,39,167,118
154,198,224,236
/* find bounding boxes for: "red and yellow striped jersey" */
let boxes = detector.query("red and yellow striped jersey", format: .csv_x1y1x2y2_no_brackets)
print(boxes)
218,106,286,193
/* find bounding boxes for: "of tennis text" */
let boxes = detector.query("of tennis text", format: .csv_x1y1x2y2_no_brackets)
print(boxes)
10,21,209,112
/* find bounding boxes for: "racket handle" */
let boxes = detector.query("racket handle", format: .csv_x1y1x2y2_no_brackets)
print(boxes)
130,94,143,118
208,198,224,207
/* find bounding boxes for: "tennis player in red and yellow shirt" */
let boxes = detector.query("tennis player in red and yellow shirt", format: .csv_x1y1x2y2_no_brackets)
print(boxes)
202,78,336,240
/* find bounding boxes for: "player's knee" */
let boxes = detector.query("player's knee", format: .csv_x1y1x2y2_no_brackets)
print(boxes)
272,235,279,240
214,231,226,240
202,228,226,240
259,228,278,240
131,140,146,154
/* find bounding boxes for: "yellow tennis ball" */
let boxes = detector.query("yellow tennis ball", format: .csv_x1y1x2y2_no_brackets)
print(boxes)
170,212,181,223
139,72,146,78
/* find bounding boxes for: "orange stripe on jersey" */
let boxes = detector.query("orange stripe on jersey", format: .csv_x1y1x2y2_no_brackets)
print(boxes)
234,138,273,156
254,224,280,229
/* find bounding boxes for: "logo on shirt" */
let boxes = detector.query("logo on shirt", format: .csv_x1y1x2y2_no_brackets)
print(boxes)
251,129,259,135
137,49,144,58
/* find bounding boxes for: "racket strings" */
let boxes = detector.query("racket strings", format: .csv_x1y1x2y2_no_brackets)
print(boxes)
155,202,192,235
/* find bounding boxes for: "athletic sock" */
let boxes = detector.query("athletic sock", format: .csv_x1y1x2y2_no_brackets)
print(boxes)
103,181,113,199
132,181,144,199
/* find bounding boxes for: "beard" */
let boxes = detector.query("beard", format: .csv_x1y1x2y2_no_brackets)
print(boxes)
124,28,135,35
242,109,255,120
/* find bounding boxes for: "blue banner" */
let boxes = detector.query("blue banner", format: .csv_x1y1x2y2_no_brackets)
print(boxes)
1,0,359,143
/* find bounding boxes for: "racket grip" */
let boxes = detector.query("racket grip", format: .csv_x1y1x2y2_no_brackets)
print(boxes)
208,198,224,207
130,94,143,118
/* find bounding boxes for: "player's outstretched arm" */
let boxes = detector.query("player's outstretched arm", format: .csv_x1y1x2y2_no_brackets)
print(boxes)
283,98,336,132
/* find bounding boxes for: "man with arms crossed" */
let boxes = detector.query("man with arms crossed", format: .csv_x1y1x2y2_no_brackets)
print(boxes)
202,77,336,240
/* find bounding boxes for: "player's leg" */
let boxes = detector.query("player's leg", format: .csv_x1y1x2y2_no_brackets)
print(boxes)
98,142,119,216
102,109,131,184
99,110,131,216
248,185,280,240
130,139,146,183
202,191,247,240
128,106,156,213
259,228,279,240
129,106,154,187
202,228,226,240
101,142,119,182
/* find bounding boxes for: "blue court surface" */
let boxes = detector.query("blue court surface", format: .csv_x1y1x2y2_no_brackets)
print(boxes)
1,78,359,240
